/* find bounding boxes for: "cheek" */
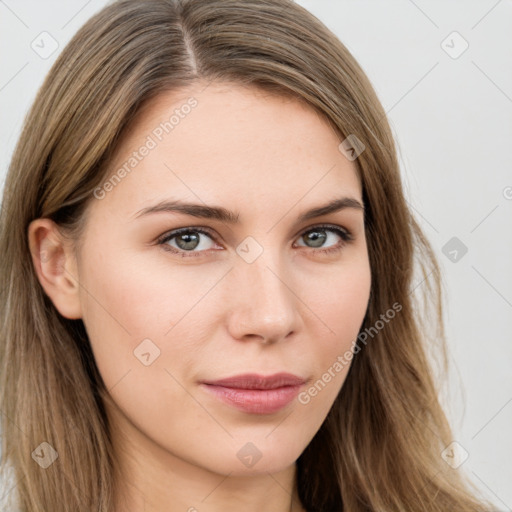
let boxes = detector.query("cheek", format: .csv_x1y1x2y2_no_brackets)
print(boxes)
77,243,228,395
304,258,371,384
78,241,193,335
304,256,371,340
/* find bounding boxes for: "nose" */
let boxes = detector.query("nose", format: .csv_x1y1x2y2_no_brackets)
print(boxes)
225,253,301,345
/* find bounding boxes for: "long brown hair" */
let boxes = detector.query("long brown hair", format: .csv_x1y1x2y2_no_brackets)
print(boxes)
0,0,493,510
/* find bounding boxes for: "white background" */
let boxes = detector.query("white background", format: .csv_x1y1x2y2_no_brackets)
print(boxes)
0,1,511,510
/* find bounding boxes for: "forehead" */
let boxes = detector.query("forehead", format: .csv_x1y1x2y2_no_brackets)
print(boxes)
94,82,362,220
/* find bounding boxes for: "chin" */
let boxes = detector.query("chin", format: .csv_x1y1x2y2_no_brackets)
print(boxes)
197,431,307,476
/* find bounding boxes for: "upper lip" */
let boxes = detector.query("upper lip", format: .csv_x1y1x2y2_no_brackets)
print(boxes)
201,372,306,390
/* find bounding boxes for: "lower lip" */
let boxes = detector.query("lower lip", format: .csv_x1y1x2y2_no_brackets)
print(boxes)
200,384,302,414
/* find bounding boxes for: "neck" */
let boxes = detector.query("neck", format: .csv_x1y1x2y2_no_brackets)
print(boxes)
109,406,306,512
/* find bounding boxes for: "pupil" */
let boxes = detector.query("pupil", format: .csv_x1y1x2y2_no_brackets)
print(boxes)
307,230,326,248
177,232,199,250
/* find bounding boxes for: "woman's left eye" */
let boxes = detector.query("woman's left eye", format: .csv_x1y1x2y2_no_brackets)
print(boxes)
294,225,353,254
156,224,353,258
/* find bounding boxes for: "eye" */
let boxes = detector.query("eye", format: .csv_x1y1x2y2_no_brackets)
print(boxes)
294,224,353,255
157,227,218,257
156,224,353,258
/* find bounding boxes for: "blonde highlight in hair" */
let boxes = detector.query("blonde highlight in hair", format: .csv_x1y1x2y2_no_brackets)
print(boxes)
0,0,493,510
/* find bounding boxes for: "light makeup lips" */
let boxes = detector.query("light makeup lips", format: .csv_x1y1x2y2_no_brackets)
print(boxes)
200,372,306,414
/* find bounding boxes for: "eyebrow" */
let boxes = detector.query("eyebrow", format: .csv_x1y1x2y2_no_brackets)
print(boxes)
133,196,364,224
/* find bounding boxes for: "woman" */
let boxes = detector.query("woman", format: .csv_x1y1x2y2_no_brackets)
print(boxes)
0,0,493,511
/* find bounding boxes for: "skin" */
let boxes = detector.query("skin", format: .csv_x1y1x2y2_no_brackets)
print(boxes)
28,81,371,512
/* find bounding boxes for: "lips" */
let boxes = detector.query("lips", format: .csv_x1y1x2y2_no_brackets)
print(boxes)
200,372,306,414
201,372,306,390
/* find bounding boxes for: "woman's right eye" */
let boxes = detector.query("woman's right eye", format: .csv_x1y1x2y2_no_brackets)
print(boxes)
157,227,218,257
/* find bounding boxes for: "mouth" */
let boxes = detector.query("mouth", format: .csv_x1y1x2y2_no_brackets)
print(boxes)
199,372,307,414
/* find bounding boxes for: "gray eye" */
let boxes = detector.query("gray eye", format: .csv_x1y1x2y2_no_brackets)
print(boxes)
163,229,216,252
296,228,341,249
301,229,328,248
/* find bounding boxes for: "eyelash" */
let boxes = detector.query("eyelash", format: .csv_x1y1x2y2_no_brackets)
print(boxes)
156,224,353,258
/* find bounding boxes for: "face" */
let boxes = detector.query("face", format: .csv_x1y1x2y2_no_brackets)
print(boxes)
33,82,371,483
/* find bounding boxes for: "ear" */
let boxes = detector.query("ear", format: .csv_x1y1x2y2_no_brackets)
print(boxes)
27,218,83,319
